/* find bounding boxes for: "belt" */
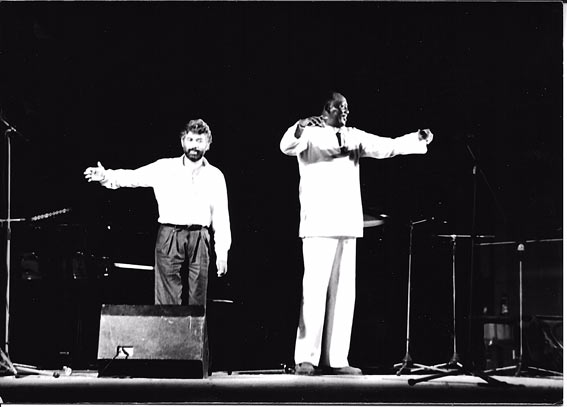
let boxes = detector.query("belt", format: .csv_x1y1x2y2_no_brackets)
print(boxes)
161,223,207,231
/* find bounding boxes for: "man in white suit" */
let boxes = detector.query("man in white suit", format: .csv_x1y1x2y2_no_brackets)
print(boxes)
280,92,433,375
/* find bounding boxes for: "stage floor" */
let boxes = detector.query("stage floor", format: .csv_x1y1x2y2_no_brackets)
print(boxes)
0,370,562,404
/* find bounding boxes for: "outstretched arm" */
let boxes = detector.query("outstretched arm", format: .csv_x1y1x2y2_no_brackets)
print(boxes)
83,160,159,189
357,128,434,159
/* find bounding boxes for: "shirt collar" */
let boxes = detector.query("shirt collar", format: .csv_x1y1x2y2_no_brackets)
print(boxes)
325,124,346,132
181,154,208,168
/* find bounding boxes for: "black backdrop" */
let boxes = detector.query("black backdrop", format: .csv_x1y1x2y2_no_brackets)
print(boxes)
0,2,562,371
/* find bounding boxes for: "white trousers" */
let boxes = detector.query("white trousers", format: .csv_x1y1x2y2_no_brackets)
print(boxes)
294,237,357,368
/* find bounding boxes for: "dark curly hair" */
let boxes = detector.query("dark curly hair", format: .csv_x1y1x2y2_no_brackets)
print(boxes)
180,119,212,143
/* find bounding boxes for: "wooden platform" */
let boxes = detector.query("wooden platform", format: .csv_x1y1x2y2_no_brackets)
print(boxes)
0,370,562,404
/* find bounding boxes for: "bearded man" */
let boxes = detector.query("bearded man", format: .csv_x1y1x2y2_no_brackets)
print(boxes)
84,119,231,306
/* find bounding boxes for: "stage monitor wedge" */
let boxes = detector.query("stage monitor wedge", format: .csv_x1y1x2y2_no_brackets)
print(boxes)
97,304,209,378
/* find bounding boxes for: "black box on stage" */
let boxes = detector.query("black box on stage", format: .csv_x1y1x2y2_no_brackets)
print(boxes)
97,304,209,378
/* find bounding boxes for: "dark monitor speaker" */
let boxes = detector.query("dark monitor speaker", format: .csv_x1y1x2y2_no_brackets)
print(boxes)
97,304,209,378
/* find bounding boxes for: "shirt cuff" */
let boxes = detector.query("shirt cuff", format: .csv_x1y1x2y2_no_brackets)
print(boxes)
215,249,229,262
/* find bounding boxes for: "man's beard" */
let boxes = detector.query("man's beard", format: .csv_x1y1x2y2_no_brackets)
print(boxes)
185,149,205,162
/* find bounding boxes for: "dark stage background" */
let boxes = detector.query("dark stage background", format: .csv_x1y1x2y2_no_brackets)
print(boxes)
0,2,562,372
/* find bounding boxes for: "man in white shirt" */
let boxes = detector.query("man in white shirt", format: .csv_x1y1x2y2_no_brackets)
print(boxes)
84,119,231,307
280,92,433,375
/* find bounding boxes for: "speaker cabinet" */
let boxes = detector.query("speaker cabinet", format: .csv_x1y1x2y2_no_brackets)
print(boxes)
97,304,209,378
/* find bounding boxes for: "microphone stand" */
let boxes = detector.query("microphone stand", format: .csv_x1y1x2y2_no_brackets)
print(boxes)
0,114,68,378
0,115,27,374
484,243,563,377
463,142,507,372
1,121,17,356
466,145,479,372
394,218,446,375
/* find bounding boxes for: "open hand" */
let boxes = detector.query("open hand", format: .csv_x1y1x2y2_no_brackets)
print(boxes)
84,161,106,182
216,259,228,277
299,115,327,128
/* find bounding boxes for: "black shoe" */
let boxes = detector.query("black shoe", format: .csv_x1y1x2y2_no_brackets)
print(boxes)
325,366,362,375
294,362,316,376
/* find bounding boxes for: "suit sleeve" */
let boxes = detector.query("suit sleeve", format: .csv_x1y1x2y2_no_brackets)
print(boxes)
280,122,309,156
356,129,428,159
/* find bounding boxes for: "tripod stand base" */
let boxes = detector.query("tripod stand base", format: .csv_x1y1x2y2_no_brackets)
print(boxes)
393,351,452,375
0,349,69,377
393,361,448,375
407,354,512,387
393,359,450,375
408,365,513,387
485,360,563,378
0,348,17,375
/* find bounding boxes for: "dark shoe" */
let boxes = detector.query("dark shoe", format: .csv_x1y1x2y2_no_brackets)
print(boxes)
326,366,362,375
294,362,316,376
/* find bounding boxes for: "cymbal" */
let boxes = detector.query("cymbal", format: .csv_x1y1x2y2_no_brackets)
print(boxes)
476,238,562,247
437,234,495,239
363,213,388,228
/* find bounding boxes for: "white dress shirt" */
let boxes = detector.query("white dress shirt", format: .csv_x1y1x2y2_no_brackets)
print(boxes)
280,123,429,238
101,155,231,261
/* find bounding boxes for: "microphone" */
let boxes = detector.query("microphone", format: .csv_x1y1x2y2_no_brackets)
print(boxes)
1,117,30,142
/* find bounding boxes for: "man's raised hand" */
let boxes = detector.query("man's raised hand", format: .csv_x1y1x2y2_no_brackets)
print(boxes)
84,161,107,182
300,115,327,128
418,129,434,144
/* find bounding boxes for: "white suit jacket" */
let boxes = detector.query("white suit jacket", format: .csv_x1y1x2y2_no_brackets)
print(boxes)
280,123,429,238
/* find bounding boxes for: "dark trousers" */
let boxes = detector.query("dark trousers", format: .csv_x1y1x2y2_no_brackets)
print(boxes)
154,224,211,306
